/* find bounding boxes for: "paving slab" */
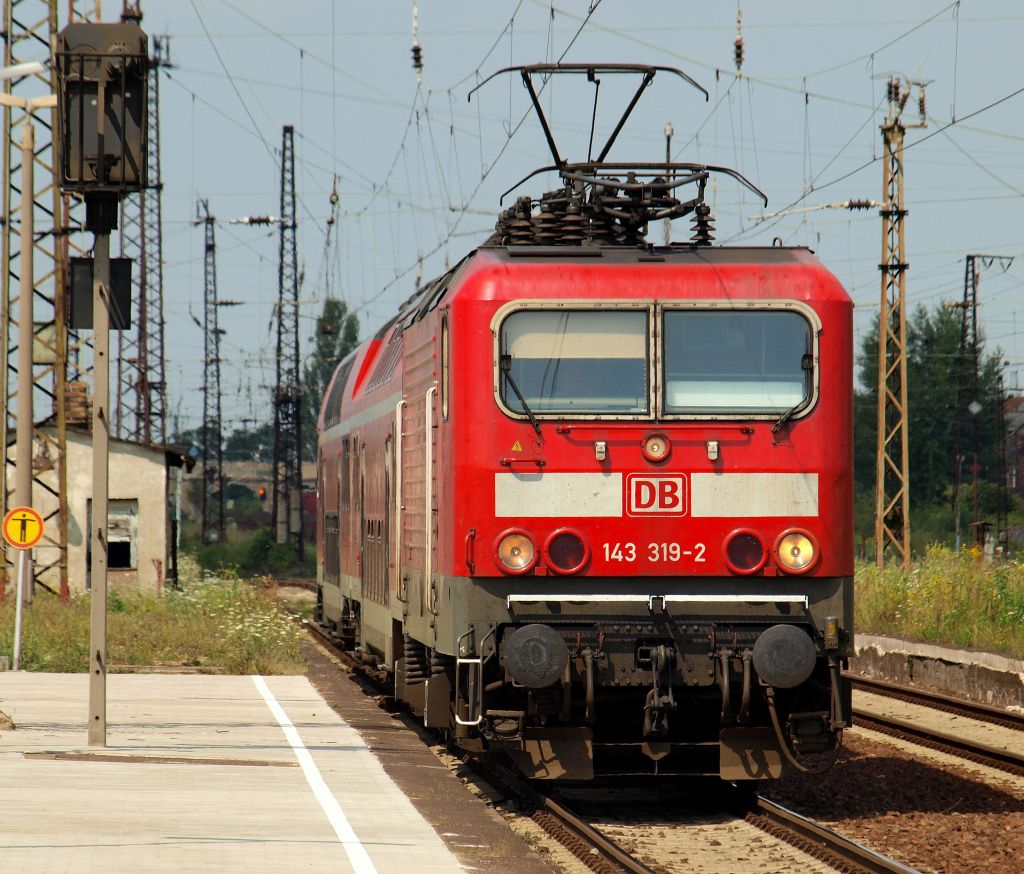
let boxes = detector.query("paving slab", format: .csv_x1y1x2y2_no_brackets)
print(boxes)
0,672,464,873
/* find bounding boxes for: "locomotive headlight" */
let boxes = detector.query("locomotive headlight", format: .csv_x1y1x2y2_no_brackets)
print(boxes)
495,529,538,574
641,432,671,463
774,529,818,574
544,528,589,575
723,529,767,575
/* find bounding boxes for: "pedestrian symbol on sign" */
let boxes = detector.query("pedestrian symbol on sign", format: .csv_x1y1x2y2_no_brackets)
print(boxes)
2,506,45,550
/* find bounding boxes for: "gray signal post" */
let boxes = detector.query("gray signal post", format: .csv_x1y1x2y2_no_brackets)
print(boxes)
56,21,148,746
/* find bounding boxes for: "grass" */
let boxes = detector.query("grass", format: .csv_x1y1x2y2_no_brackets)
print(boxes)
9,541,1024,673
0,556,306,674
856,544,1024,659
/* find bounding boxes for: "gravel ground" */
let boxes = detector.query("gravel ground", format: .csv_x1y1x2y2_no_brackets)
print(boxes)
591,812,836,874
557,784,837,874
764,730,1024,873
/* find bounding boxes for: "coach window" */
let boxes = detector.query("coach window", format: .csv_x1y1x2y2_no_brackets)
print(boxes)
340,437,350,511
500,309,649,415
661,309,813,416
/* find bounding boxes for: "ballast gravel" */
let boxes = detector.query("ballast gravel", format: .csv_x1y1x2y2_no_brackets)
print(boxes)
763,730,1024,873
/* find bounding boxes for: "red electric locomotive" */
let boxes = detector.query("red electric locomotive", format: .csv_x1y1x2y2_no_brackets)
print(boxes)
316,65,853,780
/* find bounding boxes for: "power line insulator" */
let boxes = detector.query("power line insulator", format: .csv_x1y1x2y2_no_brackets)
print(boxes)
734,9,744,71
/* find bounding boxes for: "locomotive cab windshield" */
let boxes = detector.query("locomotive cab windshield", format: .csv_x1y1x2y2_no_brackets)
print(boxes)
661,307,813,416
495,300,819,422
499,308,649,415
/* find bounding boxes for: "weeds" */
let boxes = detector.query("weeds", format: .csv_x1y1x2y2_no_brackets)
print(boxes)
0,558,305,674
856,545,1024,658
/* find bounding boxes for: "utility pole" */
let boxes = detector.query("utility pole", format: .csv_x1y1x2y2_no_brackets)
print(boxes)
197,199,225,544
996,373,1009,556
875,75,926,570
115,28,171,446
274,125,303,557
952,254,1013,551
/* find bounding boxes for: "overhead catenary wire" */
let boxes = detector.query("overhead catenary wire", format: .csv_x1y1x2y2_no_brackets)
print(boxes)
167,3,1024,434
726,82,1024,243
189,0,326,238
369,0,607,301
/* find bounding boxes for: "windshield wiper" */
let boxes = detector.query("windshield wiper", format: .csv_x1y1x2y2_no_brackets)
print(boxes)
500,354,541,437
772,353,814,434
772,396,809,434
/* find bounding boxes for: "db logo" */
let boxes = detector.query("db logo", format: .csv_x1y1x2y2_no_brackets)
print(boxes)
626,474,687,516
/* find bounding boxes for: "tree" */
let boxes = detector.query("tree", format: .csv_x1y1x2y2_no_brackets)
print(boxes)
854,303,1006,508
302,297,359,460
224,422,275,461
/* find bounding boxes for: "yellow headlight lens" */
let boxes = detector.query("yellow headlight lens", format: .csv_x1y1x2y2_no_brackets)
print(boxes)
776,531,816,573
497,532,536,572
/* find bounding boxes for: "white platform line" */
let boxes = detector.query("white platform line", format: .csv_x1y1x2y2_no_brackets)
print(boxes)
252,675,378,874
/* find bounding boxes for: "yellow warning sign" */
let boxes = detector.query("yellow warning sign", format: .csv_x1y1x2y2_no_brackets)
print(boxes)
3,506,44,550
510,440,523,452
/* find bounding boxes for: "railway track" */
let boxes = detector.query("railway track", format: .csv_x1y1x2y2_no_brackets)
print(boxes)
849,674,1024,731
299,615,920,874
472,754,920,874
748,797,919,874
849,674,1024,778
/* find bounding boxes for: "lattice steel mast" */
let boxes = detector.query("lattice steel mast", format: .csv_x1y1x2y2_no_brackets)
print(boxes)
197,199,224,543
953,254,1013,551
875,75,926,570
0,0,99,598
115,28,170,445
273,125,302,555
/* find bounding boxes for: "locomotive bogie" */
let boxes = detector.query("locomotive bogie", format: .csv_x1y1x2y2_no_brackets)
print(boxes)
316,244,854,780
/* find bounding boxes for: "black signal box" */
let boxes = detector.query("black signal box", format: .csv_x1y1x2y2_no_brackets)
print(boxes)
68,257,132,330
56,22,148,194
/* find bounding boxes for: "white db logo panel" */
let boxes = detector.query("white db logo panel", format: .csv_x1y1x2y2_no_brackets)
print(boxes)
626,474,687,516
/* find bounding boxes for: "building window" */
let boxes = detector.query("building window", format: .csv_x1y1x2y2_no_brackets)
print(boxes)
88,498,139,571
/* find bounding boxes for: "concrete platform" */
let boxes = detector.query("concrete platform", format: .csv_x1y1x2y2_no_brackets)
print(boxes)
0,672,466,873
852,633,1024,709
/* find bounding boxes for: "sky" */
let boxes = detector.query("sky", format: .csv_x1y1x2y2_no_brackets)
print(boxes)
106,1,1024,435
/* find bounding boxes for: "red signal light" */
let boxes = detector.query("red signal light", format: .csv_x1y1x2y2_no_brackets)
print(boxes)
723,529,767,575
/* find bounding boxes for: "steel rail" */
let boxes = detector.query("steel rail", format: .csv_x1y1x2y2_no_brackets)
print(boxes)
849,673,1024,732
537,793,656,874
853,710,1024,777
752,797,921,874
